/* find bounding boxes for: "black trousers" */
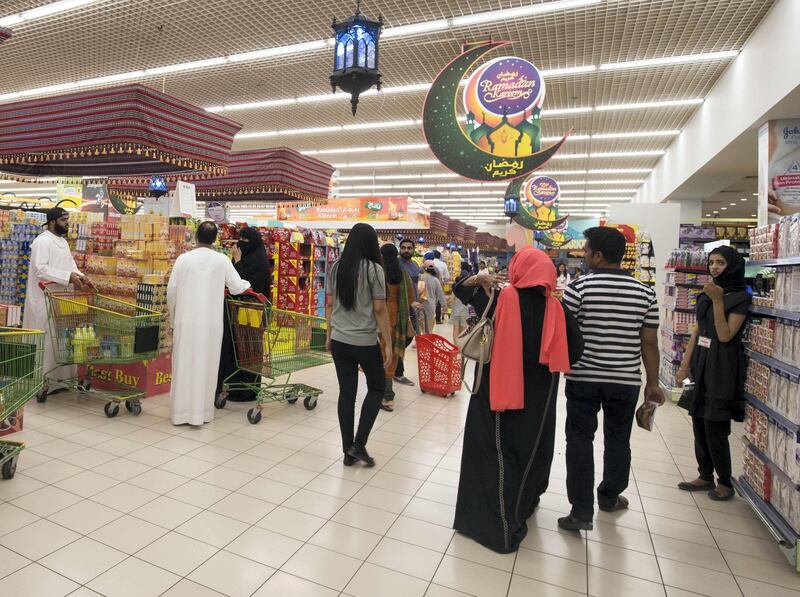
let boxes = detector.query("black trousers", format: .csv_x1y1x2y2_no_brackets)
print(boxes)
331,340,385,454
692,416,732,487
393,335,415,378
436,302,443,324
565,380,639,521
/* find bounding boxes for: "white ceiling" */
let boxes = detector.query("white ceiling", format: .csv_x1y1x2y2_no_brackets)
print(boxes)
0,0,777,228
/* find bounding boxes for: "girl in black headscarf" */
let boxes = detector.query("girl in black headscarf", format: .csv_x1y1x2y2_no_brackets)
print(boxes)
216,226,271,402
676,246,750,500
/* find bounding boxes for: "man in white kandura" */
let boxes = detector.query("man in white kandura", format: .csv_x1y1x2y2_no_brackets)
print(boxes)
23,207,90,385
167,221,250,426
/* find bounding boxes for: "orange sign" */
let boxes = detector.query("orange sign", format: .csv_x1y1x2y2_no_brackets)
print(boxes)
277,197,429,229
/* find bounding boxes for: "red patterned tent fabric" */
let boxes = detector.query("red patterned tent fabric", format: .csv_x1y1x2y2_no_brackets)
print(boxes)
447,219,465,239
111,147,334,204
464,225,477,242
0,84,242,179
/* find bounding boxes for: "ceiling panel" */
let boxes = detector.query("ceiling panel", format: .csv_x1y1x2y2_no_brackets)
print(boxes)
0,0,776,229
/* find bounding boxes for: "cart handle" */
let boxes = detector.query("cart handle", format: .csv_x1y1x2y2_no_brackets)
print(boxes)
226,288,267,303
39,277,93,290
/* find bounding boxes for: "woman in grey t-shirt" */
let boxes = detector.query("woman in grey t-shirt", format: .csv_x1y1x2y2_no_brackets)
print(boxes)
325,223,393,467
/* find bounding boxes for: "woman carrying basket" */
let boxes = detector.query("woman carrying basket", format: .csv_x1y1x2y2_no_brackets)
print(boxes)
452,247,583,553
379,243,416,412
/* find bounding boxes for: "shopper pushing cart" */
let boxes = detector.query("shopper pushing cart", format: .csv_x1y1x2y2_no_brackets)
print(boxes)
39,282,163,417
22,207,91,389
217,291,331,424
0,327,44,480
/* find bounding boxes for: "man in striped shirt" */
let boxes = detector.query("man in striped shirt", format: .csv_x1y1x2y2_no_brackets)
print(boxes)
558,226,664,531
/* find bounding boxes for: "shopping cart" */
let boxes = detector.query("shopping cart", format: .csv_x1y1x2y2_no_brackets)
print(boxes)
416,333,462,397
216,290,331,424
0,327,44,480
39,282,163,417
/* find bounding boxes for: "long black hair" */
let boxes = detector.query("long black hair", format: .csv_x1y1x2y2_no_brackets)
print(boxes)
335,223,382,311
380,243,403,285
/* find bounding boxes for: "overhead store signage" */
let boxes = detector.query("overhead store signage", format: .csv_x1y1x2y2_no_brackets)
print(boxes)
56,177,82,208
277,197,429,229
422,41,570,181
504,173,570,231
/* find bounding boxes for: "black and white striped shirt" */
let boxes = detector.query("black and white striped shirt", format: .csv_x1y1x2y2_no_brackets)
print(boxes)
563,269,659,386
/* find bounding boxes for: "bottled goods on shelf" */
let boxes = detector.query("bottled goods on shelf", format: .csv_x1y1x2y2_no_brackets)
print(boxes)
665,248,708,269
0,210,45,309
751,268,800,309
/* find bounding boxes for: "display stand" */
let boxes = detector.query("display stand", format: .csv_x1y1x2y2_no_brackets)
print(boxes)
737,220,800,568
658,265,710,401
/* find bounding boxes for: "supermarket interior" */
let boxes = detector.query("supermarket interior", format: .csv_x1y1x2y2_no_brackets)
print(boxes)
2,0,800,596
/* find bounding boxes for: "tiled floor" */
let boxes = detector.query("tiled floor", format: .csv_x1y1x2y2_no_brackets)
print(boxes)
2,335,799,596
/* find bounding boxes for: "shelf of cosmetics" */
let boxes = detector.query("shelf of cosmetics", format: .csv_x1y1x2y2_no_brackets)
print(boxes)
750,266,800,312
749,216,800,262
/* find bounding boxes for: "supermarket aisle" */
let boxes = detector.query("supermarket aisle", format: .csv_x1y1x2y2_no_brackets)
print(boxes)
0,344,799,597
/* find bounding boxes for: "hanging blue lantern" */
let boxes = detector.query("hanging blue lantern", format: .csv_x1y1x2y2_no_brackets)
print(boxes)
148,175,168,198
330,1,383,116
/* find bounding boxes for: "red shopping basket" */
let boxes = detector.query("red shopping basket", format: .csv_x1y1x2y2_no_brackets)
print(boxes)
416,334,461,397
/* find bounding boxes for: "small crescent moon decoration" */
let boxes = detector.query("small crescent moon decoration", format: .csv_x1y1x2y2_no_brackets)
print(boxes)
504,177,570,231
422,41,570,182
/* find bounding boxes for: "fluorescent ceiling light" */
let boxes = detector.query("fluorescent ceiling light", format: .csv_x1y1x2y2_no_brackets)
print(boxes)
553,153,589,160
592,130,680,139
600,50,739,71
0,0,98,27
303,144,429,155
145,57,228,76
543,107,593,116
228,40,328,62
541,65,597,77
451,0,601,27
381,20,449,38
596,98,703,111
590,150,665,157
78,71,146,87
588,168,653,173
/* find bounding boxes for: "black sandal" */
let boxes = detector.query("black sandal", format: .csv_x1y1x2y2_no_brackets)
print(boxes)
380,403,394,412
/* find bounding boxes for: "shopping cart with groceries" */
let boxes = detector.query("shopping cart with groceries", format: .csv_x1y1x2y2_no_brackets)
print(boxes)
39,282,163,417
0,327,44,479
216,290,331,424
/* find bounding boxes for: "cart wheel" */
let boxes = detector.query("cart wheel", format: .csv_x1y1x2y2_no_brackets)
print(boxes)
247,408,262,424
214,394,227,409
104,402,120,418
77,379,91,392
421,389,427,394
125,400,133,412
36,388,48,403
130,402,142,416
286,397,299,404
303,396,317,411
1,456,17,480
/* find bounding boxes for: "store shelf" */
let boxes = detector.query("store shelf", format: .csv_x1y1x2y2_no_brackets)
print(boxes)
748,257,800,267
744,392,800,434
749,305,800,322
741,436,800,490
733,477,800,564
745,348,800,377
664,266,709,273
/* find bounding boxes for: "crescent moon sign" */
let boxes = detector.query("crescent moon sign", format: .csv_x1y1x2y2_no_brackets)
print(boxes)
504,177,570,230
422,41,570,182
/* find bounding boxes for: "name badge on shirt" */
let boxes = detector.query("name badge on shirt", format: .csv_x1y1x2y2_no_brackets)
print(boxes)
698,336,712,349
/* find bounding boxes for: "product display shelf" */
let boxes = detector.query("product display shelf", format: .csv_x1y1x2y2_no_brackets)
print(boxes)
745,348,800,377
659,266,710,400
732,477,800,568
750,305,800,321
744,392,798,435
749,257,800,268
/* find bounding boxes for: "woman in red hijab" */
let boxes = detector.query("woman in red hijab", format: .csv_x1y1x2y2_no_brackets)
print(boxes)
452,247,583,553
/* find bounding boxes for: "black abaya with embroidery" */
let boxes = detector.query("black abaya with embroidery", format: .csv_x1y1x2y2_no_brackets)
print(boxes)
452,281,583,553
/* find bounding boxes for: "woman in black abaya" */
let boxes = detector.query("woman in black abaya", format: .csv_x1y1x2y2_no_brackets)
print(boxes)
453,248,583,553
216,227,271,402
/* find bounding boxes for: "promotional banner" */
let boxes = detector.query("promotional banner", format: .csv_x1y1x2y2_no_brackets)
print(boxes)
504,173,569,231
205,201,229,224
56,178,82,208
422,41,569,181
276,197,430,229
758,119,800,225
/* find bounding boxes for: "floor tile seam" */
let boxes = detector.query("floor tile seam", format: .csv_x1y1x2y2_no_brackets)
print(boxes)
730,572,800,594
626,467,668,590
658,419,747,597
0,558,84,591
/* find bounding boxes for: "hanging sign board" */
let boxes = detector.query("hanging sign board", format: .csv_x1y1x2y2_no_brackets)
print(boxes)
422,41,570,182
56,178,82,209
172,181,197,218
